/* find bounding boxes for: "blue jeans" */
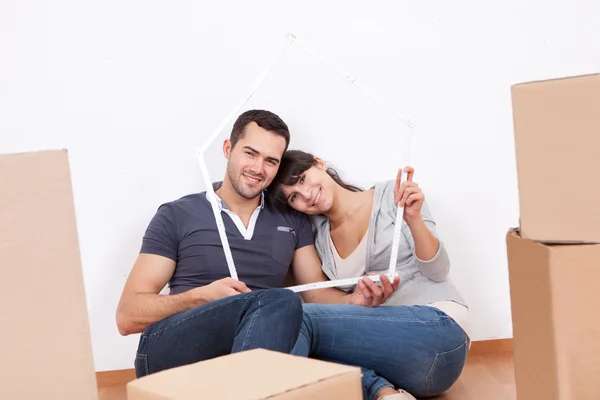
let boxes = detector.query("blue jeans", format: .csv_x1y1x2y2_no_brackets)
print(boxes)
292,304,469,400
134,288,303,377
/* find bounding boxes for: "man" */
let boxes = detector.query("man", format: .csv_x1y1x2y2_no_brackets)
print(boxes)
116,109,397,378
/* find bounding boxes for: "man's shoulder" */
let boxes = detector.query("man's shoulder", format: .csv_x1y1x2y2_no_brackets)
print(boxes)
172,192,207,205
163,181,223,211
154,192,208,216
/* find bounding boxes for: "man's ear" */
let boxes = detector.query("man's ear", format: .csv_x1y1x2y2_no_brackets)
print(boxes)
314,157,327,171
223,139,232,159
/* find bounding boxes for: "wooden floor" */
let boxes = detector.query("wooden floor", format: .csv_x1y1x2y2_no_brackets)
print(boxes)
98,353,516,400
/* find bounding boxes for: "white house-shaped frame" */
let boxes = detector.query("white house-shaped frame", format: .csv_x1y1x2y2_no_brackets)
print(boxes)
196,33,415,293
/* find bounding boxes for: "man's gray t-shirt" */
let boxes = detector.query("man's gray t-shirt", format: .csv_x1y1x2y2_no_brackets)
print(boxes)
140,188,314,294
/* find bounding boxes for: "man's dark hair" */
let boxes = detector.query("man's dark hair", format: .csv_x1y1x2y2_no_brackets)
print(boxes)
230,110,290,151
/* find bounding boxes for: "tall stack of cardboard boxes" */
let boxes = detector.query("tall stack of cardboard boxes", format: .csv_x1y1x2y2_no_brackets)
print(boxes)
507,73,600,400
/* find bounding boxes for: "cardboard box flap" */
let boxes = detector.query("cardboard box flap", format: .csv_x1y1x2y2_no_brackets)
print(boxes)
511,73,600,243
127,349,361,400
0,149,98,399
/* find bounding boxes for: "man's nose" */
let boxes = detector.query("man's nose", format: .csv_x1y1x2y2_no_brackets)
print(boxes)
249,158,265,175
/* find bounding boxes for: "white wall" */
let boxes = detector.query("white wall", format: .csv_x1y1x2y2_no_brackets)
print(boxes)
2,0,599,372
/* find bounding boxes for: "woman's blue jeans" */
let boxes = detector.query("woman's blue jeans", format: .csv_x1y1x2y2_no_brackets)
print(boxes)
292,303,469,400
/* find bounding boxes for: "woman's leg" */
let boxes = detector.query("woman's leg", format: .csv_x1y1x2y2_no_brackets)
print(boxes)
292,303,468,400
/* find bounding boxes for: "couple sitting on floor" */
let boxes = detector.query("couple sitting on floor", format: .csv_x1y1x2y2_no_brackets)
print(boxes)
116,109,469,400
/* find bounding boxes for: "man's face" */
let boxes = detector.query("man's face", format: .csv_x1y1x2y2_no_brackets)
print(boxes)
224,122,287,200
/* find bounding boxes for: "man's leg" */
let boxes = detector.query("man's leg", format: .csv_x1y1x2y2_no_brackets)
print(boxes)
135,288,302,377
292,303,468,400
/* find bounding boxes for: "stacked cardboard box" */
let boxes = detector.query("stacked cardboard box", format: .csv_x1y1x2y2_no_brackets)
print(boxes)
507,73,600,400
1,149,363,399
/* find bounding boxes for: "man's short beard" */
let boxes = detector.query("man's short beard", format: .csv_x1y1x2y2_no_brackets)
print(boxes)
227,164,263,200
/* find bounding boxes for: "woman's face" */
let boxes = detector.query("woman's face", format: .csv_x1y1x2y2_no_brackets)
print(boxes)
280,163,335,215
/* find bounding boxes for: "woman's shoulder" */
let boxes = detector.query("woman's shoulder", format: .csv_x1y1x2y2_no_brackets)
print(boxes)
370,179,396,193
371,180,397,214
308,214,334,256
309,214,329,236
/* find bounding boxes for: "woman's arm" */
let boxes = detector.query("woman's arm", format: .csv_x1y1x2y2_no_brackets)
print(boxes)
405,214,439,261
395,167,450,281
290,245,399,306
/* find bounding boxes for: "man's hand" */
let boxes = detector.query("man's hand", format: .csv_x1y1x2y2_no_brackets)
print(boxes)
191,277,252,304
346,274,400,307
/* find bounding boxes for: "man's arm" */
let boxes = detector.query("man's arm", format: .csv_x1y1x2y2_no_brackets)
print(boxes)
116,254,251,336
291,245,399,306
117,203,210,336
116,254,203,335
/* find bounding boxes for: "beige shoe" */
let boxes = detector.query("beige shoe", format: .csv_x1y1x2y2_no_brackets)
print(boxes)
379,389,417,400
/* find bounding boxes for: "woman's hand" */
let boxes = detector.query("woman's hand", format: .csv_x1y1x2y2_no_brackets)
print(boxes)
347,274,400,307
394,166,424,224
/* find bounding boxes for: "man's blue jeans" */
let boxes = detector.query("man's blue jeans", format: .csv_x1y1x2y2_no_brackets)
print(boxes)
292,303,469,400
133,288,303,377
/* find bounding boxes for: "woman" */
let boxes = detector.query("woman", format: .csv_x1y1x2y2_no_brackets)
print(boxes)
268,150,470,400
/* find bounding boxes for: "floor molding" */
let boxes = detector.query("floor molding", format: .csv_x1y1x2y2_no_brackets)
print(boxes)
96,338,514,388
469,338,513,356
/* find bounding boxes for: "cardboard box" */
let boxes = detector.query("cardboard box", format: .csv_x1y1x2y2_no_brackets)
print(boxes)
0,150,98,399
511,73,600,243
506,229,600,400
127,348,363,400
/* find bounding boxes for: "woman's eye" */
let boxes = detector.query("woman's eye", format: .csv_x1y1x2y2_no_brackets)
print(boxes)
300,176,305,184
290,194,297,202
